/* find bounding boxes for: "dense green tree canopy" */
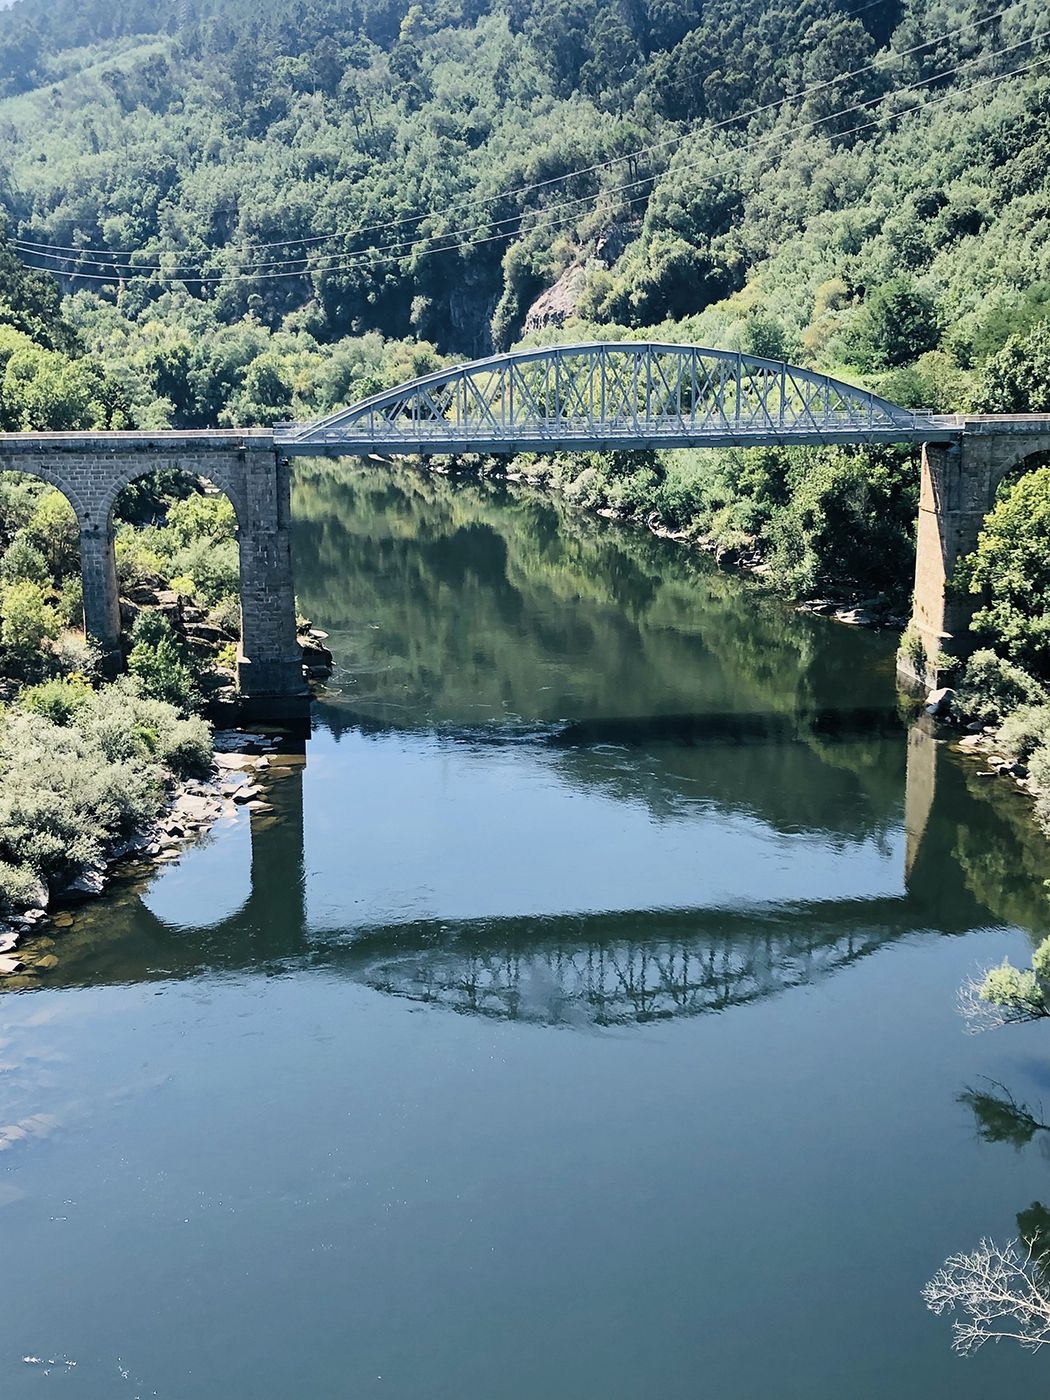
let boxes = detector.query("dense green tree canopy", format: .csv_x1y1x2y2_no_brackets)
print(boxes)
0,0,1042,395
957,467,1050,679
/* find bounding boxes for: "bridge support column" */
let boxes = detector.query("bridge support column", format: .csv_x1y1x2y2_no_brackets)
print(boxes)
236,452,308,712
901,442,989,685
902,428,1050,685
79,520,122,672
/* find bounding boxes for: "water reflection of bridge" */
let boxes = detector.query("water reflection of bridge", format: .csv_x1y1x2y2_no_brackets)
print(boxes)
24,719,1049,1027
355,902,926,1025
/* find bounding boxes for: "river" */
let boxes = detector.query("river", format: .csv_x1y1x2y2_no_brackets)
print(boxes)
3,462,1050,1397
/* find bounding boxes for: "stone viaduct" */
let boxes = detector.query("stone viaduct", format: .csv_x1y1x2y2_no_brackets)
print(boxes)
908,415,1050,681
0,429,304,704
1,344,1049,709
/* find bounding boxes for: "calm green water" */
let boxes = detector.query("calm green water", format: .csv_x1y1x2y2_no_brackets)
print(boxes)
4,463,1050,1397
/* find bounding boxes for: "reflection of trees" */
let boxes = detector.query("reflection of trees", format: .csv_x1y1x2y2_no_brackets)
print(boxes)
290,462,890,725
291,462,907,839
947,756,1050,942
926,1085,1050,1352
962,1084,1050,1153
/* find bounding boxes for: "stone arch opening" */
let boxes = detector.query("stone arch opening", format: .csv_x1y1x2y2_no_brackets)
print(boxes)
105,465,245,703
956,446,1050,681
0,467,89,687
989,447,1050,504
1,435,308,709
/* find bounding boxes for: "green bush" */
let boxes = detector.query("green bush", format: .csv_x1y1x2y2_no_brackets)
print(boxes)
767,451,916,598
0,710,160,892
208,594,241,638
0,578,60,667
114,528,166,587
1028,742,1050,793
0,679,214,907
0,534,49,585
0,857,45,916
156,715,213,778
955,467,1050,677
20,675,92,725
55,575,83,628
165,492,237,547
898,626,926,677
998,705,1050,763
127,612,199,712
51,629,99,678
955,649,1047,724
971,321,1050,414
846,277,941,371
24,489,79,580
168,536,239,605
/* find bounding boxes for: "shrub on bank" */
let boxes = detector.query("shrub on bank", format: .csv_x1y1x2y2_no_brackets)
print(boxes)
954,650,1047,724
0,535,50,586
0,678,211,916
127,612,199,712
0,578,60,672
20,674,92,725
998,705,1050,763
954,467,1050,678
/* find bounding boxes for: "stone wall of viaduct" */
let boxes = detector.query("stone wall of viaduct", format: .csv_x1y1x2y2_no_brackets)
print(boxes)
4,415,1050,707
0,431,305,702
907,416,1050,685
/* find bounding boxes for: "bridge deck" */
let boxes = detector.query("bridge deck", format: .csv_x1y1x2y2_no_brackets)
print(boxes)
2,415,1049,461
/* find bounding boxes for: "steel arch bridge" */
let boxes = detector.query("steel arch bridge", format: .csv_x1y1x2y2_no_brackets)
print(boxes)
276,341,933,455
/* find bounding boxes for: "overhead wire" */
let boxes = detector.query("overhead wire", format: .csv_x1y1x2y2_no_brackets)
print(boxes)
10,0,1031,271
13,38,1036,284
14,35,1045,286
18,47,1045,285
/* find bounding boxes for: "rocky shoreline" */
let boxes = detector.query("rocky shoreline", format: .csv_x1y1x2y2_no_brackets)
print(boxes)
950,725,1039,793
0,729,288,982
424,458,909,633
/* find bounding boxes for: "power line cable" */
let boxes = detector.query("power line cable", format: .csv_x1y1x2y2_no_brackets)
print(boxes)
10,0,1028,267
18,48,1043,286
15,36,1043,285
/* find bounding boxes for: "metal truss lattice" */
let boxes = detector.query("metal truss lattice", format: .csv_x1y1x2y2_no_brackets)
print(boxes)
278,342,927,454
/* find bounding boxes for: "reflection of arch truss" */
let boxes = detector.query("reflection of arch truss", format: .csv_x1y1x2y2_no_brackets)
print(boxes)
278,343,928,454
358,915,894,1026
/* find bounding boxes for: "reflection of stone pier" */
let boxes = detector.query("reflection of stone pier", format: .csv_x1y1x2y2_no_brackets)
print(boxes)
21,713,1050,1020
246,748,307,941
905,720,938,886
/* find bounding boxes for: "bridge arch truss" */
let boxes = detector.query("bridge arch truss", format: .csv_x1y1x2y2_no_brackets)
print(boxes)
279,342,929,455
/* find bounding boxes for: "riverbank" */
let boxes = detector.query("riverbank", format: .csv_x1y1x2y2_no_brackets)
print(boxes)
0,726,289,983
915,650,1050,850
418,448,914,632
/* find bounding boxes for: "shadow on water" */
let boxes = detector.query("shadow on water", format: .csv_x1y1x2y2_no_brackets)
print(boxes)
8,464,1050,1026
12,727,1050,1026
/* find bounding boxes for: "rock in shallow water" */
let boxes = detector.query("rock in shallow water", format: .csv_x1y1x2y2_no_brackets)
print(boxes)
60,867,106,899
924,686,955,718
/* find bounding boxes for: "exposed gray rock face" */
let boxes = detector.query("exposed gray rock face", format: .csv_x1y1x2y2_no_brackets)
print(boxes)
61,866,106,899
522,266,587,334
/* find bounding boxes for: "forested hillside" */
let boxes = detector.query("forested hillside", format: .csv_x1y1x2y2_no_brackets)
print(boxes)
1,0,1050,613
0,0,1047,427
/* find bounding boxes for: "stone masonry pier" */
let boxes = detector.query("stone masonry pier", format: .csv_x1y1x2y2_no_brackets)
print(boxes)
906,414,1050,683
0,430,305,705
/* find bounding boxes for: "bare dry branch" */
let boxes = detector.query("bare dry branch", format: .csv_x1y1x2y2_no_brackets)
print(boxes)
957,973,1014,1033
924,1237,1050,1352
